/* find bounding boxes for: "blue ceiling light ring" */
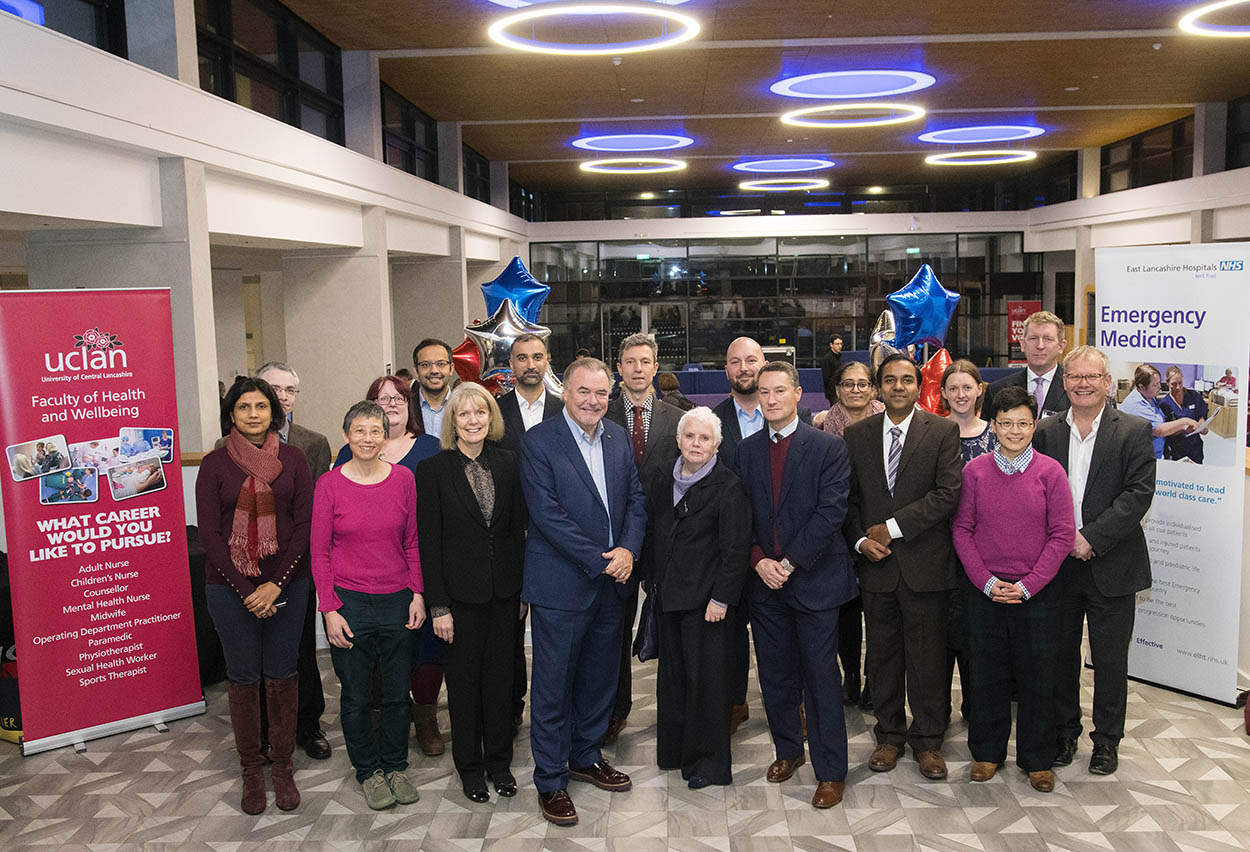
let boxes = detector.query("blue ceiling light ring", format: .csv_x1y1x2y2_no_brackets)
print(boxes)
917,125,1045,144
925,150,1038,166
580,157,688,174
769,69,937,100
738,177,831,192
731,157,836,173
1179,0,1250,37
487,2,702,56
571,133,694,151
780,102,926,128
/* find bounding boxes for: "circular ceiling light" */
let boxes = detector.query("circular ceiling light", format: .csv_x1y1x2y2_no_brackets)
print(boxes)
770,69,937,99
731,157,836,172
917,125,1045,144
780,102,926,128
738,177,831,192
488,0,689,6
925,150,1039,166
580,157,688,174
571,133,694,151
1179,0,1250,36
487,2,702,56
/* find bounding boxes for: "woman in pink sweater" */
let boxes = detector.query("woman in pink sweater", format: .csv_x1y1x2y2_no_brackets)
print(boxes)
311,400,426,811
951,385,1074,794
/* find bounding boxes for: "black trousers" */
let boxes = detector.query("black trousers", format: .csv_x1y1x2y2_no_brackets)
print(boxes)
862,585,950,752
838,595,863,681
730,597,751,705
512,608,528,720
252,578,324,738
656,607,734,784
445,595,519,784
966,580,1060,770
612,584,640,718
1054,559,1136,747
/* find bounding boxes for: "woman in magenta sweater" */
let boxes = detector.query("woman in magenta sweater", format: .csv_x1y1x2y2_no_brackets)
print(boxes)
312,400,426,810
951,384,1074,794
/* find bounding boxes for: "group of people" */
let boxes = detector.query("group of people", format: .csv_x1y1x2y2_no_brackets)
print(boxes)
195,308,1157,824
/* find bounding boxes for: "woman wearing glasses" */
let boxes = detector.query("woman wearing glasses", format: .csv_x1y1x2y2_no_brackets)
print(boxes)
334,375,447,757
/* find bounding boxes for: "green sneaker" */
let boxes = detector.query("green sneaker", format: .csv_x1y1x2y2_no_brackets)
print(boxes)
362,769,397,810
385,770,420,804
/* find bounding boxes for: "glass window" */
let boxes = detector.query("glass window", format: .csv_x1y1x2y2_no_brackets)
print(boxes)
231,0,279,61
41,0,111,51
299,101,329,139
235,67,282,120
297,37,330,92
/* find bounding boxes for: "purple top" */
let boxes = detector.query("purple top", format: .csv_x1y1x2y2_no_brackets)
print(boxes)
310,464,423,612
951,452,1074,596
195,443,313,598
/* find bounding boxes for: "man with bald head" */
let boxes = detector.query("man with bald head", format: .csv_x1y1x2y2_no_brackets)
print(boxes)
711,337,812,732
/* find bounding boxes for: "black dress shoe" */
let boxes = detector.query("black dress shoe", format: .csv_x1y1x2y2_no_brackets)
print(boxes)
1053,737,1077,768
490,772,518,797
297,728,332,760
462,783,490,803
1089,743,1118,775
842,674,861,706
858,680,873,712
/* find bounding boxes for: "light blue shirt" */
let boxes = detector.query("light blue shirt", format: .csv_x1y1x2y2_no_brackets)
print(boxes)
1120,388,1165,458
563,407,613,547
420,394,446,437
735,400,765,441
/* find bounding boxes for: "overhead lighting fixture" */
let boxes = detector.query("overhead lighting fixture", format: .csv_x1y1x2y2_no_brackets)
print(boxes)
571,133,694,151
580,157,688,174
1179,0,1250,36
918,125,1045,144
488,0,689,6
780,102,925,129
867,186,884,194
925,150,1039,166
738,177,831,192
770,210,788,215
708,209,762,216
639,192,655,199
2,0,45,24
731,157,836,173
487,2,702,56
770,69,936,99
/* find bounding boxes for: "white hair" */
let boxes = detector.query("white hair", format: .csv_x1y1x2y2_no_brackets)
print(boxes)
676,405,722,446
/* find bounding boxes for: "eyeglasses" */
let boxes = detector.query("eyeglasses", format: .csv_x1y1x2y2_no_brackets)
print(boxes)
418,360,450,370
376,394,407,405
270,386,299,396
1065,372,1105,383
838,380,872,390
995,419,1035,432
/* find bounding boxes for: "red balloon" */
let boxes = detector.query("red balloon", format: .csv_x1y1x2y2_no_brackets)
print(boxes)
452,336,481,384
917,348,952,415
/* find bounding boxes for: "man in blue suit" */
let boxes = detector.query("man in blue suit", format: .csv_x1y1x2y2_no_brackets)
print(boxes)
735,361,856,809
521,357,647,827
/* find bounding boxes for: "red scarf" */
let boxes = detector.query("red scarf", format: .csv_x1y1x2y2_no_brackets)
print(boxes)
225,428,283,577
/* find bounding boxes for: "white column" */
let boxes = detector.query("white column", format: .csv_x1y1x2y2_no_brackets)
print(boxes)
342,51,383,161
1194,102,1228,178
211,266,248,381
1076,147,1101,199
125,0,199,85
391,226,470,370
1074,225,1094,346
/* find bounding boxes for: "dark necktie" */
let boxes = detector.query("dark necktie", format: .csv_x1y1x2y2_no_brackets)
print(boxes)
631,407,646,466
887,427,902,494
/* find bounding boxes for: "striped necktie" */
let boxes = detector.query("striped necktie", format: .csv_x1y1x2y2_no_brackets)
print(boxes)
887,426,902,494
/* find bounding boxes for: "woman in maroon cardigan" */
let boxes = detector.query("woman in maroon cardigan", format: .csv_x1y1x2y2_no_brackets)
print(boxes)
196,377,314,815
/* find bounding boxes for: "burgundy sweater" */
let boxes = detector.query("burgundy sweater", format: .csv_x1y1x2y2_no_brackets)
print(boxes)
951,452,1075,597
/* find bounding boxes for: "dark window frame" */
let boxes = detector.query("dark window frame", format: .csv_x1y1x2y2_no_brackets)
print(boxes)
1228,94,1250,171
463,143,491,203
42,0,127,57
380,83,439,181
1100,116,1194,194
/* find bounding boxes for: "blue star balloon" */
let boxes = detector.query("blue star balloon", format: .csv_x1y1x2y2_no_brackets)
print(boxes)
886,264,960,350
480,256,551,324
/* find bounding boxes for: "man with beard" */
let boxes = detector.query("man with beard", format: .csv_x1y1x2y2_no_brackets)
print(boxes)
711,337,812,733
496,333,563,734
413,338,456,436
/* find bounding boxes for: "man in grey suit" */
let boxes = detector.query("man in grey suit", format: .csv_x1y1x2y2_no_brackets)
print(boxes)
1032,345,1155,776
256,361,333,760
603,332,683,742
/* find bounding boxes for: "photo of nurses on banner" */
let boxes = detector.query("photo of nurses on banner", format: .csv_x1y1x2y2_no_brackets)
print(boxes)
5,434,70,482
1111,361,1240,466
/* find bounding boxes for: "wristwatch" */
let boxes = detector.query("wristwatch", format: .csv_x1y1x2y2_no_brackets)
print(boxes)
779,557,795,574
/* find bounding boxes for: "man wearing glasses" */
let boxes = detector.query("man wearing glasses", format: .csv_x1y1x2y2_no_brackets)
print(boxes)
983,310,1070,423
1033,346,1155,776
412,339,456,436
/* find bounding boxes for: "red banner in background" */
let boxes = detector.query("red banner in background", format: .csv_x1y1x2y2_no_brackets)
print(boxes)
0,289,203,754
1007,299,1042,365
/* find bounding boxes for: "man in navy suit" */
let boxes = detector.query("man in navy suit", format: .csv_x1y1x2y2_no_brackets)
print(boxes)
983,310,1070,422
735,361,856,809
521,357,647,827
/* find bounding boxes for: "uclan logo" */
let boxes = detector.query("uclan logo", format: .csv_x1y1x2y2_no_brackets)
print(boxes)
45,327,128,372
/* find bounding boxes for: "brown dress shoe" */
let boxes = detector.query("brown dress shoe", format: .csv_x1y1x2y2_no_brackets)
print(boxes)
1028,770,1055,792
969,761,999,782
569,759,632,791
811,781,844,808
539,789,578,826
915,749,948,780
413,703,445,757
602,714,627,744
868,742,901,772
729,703,749,734
766,755,806,782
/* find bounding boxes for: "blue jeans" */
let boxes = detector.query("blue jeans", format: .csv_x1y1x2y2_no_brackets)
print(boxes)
329,586,413,782
206,577,308,684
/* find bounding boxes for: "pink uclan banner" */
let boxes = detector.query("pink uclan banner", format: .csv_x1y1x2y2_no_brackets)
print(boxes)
0,289,203,754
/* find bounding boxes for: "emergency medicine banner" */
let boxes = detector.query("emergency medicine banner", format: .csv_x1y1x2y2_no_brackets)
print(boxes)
0,289,203,754
1095,244,1249,703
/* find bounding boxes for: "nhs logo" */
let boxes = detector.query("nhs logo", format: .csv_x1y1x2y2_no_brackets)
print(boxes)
1218,260,1244,271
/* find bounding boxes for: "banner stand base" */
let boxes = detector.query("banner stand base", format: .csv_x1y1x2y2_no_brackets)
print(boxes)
20,699,206,756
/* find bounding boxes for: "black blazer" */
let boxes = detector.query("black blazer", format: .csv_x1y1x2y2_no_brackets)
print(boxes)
605,395,684,486
711,395,813,470
642,460,752,613
843,409,963,594
497,389,562,455
1032,405,1155,597
983,364,1070,422
415,444,527,607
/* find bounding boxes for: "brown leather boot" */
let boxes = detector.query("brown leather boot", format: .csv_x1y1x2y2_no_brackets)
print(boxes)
413,703,445,756
266,676,301,811
227,681,267,815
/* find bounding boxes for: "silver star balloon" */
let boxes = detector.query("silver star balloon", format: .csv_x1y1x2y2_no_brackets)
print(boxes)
465,298,551,380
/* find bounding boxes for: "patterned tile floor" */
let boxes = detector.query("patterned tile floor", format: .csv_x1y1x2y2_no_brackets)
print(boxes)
3,649,1250,852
